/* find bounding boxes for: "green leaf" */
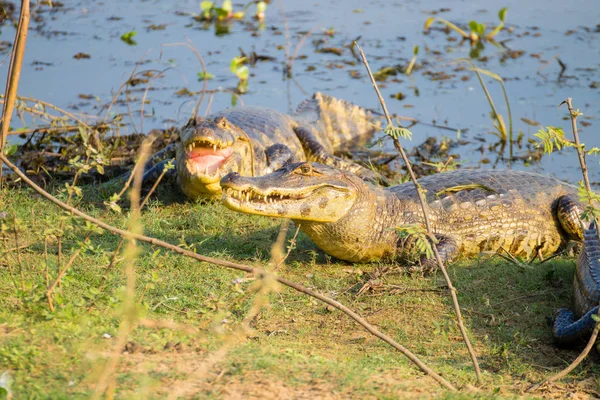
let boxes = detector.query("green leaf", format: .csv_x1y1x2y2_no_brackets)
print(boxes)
213,7,228,18
384,125,412,141
3,144,18,156
256,1,267,14
592,313,600,322
221,0,232,13
413,45,419,56
120,31,137,45
424,17,435,31
236,65,249,81
197,71,215,81
200,1,214,12
498,7,507,22
230,56,246,73
468,20,479,33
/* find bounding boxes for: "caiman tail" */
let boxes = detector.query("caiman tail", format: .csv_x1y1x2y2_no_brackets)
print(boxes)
294,92,381,152
553,221,600,345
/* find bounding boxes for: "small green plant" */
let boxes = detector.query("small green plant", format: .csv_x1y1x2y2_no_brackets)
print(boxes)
199,0,250,21
455,58,513,158
424,7,507,44
120,31,137,46
231,56,249,94
197,71,215,81
405,45,419,76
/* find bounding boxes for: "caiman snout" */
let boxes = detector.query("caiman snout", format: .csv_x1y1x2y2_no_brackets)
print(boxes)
220,172,240,186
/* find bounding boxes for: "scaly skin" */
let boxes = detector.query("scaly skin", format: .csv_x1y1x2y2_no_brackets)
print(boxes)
221,162,599,345
143,93,381,200
553,222,600,345
221,163,584,262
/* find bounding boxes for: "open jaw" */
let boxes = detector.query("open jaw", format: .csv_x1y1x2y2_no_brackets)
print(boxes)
184,138,234,178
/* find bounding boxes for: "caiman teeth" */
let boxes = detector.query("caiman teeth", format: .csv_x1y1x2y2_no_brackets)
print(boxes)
224,187,303,203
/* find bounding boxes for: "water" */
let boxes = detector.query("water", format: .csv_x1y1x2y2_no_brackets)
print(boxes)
2,0,599,183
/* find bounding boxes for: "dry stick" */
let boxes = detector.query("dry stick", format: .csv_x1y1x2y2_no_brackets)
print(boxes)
0,0,30,151
93,140,150,400
527,98,600,392
0,153,456,391
9,95,96,131
140,67,172,135
46,232,92,312
11,213,25,291
44,236,49,289
1,234,18,290
162,41,209,118
354,42,482,383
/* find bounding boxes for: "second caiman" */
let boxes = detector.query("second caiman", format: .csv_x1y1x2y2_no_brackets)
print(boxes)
220,162,600,344
139,92,383,200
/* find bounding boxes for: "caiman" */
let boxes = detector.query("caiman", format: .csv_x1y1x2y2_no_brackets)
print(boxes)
220,162,599,344
140,92,382,200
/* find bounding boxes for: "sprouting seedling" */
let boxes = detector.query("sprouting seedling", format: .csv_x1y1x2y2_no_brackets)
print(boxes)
405,45,419,76
424,7,507,44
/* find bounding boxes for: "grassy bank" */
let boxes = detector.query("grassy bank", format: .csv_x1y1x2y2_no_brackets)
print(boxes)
1,184,599,398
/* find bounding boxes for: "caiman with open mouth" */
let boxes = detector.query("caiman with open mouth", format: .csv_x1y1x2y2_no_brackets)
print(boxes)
140,92,383,200
221,162,600,344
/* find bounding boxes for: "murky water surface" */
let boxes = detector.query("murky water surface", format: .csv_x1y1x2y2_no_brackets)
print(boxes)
2,0,599,183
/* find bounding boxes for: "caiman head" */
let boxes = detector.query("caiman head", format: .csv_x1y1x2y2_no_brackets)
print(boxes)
220,162,359,222
176,115,254,200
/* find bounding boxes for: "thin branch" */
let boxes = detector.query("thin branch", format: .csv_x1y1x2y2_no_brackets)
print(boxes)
528,97,600,392
162,41,209,118
354,42,482,383
0,152,456,391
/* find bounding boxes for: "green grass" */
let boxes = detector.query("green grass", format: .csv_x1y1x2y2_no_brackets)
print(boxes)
1,184,599,398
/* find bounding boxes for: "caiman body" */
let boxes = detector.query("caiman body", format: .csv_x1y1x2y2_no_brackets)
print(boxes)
220,162,599,344
142,93,381,200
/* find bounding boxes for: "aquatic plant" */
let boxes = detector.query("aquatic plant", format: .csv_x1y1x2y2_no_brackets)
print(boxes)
424,8,507,44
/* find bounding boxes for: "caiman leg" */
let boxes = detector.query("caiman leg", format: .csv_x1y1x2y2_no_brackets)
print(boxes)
555,194,586,240
293,126,389,186
408,234,460,272
264,144,300,174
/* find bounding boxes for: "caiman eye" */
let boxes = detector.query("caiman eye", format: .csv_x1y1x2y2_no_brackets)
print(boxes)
295,164,313,176
216,116,228,129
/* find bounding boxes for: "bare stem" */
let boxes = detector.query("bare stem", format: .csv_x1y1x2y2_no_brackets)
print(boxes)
12,213,25,291
0,152,456,391
0,0,30,150
354,42,482,383
46,232,92,312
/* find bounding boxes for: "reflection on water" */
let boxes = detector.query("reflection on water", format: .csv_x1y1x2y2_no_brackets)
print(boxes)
1,0,599,184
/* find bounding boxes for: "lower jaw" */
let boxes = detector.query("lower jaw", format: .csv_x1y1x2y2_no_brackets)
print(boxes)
179,172,224,200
